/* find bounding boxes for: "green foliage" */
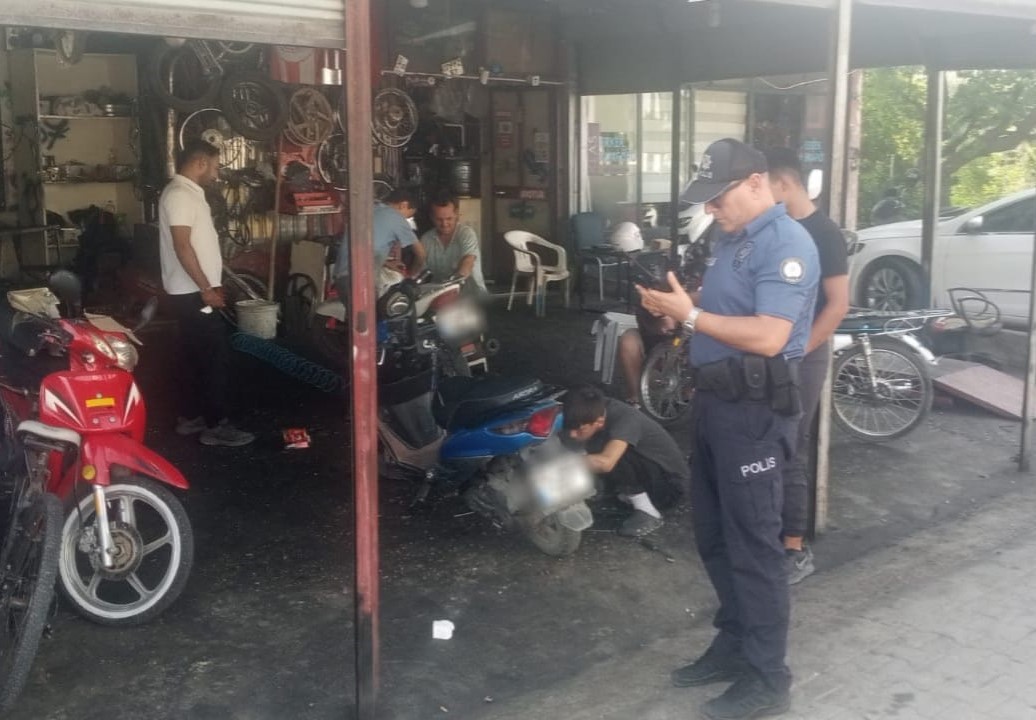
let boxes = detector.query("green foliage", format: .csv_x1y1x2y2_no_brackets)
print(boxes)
859,67,1036,226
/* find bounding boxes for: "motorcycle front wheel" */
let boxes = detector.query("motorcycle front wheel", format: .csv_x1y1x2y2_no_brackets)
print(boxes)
832,336,933,442
58,477,194,626
0,492,61,712
521,514,581,557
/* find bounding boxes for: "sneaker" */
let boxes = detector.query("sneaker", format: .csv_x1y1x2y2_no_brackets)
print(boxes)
786,546,815,586
617,510,663,537
671,647,752,688
200,421,255,448
701,671,790,720
176,416,206,436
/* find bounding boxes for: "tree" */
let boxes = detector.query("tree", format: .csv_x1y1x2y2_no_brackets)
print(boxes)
859,67,1036,226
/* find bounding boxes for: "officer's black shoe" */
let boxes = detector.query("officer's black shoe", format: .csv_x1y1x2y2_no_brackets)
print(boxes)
670,647,751,687
700,671,790,720
617,510,663,537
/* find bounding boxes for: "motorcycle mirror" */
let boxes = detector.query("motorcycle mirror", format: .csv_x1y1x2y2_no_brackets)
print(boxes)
134,296,159,332
48,270,83,316
806,168,824,201
415,269,433,284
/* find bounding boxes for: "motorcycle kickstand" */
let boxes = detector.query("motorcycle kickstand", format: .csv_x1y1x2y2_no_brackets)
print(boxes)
409,469,437,508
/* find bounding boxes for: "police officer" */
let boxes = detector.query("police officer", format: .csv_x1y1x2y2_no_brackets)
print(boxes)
637,138,819,720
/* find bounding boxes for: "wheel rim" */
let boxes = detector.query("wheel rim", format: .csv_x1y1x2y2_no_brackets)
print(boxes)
640,343,693,422
865,268,907,311
833,348,926,438
59,484,184,621
225,78,282,136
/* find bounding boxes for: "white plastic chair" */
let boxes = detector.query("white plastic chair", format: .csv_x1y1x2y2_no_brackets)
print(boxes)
503,231,571,317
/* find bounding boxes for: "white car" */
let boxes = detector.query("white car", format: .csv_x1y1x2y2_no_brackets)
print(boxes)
849,188,1035,326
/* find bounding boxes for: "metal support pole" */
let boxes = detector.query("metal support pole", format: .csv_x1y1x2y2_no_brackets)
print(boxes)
921,68,945,307
344,0,380,716
670,86,682,260
1019,193,1036,472
814,0,853,535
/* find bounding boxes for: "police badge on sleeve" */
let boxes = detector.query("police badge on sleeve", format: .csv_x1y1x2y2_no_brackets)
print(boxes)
779,258,805,284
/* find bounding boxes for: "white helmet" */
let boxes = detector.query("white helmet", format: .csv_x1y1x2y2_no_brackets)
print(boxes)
610,221,643,252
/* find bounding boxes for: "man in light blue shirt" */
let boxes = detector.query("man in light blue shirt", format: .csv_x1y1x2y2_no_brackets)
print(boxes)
420,191,487,295
334,189,426,290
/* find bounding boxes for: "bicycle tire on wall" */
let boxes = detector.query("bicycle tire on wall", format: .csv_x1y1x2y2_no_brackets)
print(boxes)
220,72,289,142
148,44,221,113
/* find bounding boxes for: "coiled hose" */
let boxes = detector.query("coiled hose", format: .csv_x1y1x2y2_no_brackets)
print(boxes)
230,332,344,394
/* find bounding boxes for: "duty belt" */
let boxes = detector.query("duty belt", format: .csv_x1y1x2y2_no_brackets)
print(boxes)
695,354,802,416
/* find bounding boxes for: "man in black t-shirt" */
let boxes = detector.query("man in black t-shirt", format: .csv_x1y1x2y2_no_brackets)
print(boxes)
765,148,850,585
563,385,688,537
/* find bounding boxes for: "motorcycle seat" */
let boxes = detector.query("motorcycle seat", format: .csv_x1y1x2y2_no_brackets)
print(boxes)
433,375,544,430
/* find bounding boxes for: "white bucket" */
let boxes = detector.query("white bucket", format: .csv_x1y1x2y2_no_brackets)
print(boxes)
235,299,279,339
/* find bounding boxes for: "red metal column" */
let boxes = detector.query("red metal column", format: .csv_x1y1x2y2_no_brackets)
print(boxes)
344,0,379,717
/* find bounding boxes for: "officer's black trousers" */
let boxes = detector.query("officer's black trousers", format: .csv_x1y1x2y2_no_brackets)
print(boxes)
690,390,796,692
168,292,231,428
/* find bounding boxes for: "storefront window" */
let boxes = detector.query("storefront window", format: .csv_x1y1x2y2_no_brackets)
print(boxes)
581,94,638,225
580,91,679,230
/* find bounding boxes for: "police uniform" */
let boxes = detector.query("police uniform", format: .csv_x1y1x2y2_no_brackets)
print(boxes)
685,164,819,697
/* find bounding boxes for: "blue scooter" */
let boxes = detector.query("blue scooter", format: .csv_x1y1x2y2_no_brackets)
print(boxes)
376,277,595,556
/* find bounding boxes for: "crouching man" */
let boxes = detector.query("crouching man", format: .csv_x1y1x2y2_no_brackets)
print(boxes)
562,384,688,537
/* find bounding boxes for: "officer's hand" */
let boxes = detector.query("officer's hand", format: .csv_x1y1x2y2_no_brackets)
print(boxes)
636,272,693,324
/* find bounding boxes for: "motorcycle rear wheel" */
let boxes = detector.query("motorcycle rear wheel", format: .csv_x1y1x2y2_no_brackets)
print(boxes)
58,477,194,626
0,492,61,713
521,514,581,557
639,337,694,426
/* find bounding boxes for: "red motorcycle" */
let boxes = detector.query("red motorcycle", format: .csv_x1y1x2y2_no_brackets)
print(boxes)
0,272,193,626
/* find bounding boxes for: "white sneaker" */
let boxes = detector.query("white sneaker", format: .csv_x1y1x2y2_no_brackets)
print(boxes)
176,416,206,436
200,420,255,447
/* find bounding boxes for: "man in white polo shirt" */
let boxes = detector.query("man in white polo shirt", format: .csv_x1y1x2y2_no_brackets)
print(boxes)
159,139,254,447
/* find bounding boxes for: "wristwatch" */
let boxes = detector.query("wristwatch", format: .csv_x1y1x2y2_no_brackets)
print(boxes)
683,307,701,332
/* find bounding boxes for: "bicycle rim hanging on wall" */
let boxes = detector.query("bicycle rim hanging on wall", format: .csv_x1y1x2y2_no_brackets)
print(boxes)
317,133,348,191
284,88,335,147
178,108,245,170
220,72,289,142
148,43,220,113
371,88,417,148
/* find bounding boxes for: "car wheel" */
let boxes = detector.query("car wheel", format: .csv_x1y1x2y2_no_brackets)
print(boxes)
859,258,924,310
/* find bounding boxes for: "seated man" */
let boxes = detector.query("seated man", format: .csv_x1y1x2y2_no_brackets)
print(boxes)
420,190,487,294
563,384,687,537
334,189,426,301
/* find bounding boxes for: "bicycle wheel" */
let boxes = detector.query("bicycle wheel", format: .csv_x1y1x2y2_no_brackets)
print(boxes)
831,336,933,442
639,336,694,426
0,492,62,712
220,71,288,142
148,44,220,112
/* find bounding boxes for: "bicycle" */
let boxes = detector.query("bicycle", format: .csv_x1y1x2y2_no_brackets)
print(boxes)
831,308,952,442
0,421,63,712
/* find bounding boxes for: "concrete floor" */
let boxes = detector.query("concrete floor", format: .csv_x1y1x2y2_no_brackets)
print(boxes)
5,296,1030,720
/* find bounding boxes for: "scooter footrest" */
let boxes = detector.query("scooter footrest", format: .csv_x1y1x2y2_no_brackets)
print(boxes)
16,420,82,447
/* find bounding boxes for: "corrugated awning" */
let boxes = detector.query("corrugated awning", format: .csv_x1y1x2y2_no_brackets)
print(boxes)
0,0,345,48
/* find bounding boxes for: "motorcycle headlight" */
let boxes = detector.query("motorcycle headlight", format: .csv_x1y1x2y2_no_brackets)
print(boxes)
106,335,139,372
382,290,412,319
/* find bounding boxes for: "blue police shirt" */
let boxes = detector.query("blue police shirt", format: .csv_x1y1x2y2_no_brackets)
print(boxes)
334,203,417,277
690,203,819,367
